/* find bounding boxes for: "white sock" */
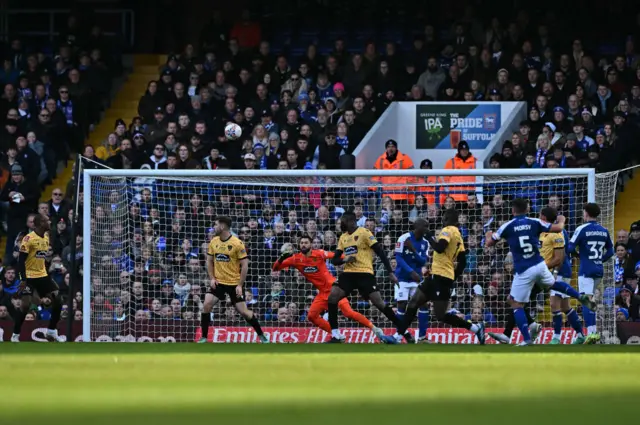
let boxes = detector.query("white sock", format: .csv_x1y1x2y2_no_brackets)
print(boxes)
12,333,19,338
46,329,56,335
553,333,561,339
469,324,479,333
587,325,597,335
331,329,343,339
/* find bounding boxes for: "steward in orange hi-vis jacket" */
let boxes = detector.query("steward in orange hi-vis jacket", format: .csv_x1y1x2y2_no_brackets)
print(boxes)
370,139,416,204
443,140,477,202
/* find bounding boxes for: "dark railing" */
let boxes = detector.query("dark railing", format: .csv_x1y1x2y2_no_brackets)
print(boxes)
0,8,134,46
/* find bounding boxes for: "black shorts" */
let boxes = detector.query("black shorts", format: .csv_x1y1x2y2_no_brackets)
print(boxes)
337,272,378,297
207,284,245,304
22,276,58,297
419,275,454,302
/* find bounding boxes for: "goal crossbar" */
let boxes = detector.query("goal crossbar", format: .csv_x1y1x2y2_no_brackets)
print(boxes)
82,168,596,179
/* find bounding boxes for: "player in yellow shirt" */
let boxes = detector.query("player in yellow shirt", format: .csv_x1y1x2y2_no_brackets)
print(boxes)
393,209,486,344
12,214,63,342
198,216,268,343
539,207,585,345
326,211,403,344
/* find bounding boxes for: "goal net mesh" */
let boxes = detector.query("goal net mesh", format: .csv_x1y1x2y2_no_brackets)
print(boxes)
85,171,618,343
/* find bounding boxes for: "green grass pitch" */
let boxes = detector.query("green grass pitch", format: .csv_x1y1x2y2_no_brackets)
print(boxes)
2,344,639,425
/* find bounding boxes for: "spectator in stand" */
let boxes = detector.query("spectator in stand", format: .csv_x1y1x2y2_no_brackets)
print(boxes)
417,56,445,100
617,284,640,321
615,243,632,286
1,164,39,264
312,127,345,169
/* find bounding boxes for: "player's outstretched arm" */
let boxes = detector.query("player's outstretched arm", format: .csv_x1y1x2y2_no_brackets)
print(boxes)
272,251,294,271
426,232,449,253
548,215,566,233
484,231,497,247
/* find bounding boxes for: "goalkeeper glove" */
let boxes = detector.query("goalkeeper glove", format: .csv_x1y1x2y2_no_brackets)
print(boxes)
278,252,293,263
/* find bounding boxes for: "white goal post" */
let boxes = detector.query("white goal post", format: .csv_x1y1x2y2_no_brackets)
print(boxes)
82,168,618,343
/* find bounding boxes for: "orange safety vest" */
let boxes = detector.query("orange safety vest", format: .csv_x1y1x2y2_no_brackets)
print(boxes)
444,154,477,202
370,152,416,202
416,175,445,205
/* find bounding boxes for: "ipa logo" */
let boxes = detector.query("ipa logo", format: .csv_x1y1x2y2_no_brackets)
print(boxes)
423,117,443,140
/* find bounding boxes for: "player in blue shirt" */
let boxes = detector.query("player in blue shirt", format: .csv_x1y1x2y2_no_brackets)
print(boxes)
486,198,595,345
394,218,430,342
568,203,614,344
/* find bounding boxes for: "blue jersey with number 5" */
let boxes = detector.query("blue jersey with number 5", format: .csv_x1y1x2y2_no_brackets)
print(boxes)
493,215,552,274
568,221,614,278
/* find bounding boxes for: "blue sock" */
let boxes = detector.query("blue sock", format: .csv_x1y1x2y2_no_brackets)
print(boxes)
514,308,531,342
550,281,581,299
552,311,563,336
582,306,596,329
566,308,584,336
417,308,429,339
396,307,405,324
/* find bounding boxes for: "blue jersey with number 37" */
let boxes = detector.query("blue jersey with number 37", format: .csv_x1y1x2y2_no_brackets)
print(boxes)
493,215,552,274
568,221,614,278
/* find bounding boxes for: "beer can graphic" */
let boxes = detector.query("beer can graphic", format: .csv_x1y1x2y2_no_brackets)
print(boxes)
450,129,462,149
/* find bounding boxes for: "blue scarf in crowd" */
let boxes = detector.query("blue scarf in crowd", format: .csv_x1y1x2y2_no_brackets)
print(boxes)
556,154,566,168
34,95,48,110
336,136,348,150
615,257,625,284
264,121,275,132
258,154,267,170
18,87,32,99
57,99,73,125
536,148,548,167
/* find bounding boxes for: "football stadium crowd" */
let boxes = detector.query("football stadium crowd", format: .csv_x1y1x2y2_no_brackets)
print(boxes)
1,3,640,335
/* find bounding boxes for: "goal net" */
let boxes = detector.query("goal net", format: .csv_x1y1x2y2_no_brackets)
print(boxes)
82,169,618,344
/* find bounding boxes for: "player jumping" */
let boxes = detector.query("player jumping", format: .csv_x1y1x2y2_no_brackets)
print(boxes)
568,203,614,344
273,235,389,342
539,207,586,344
486,199,595,346
12,214,64,342
394,219,431,343
392,209,486,344
199,216,268,343
326,211,410,344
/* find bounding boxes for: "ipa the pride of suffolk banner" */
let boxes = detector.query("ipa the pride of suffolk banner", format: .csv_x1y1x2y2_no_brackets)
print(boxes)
416,104,502,150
